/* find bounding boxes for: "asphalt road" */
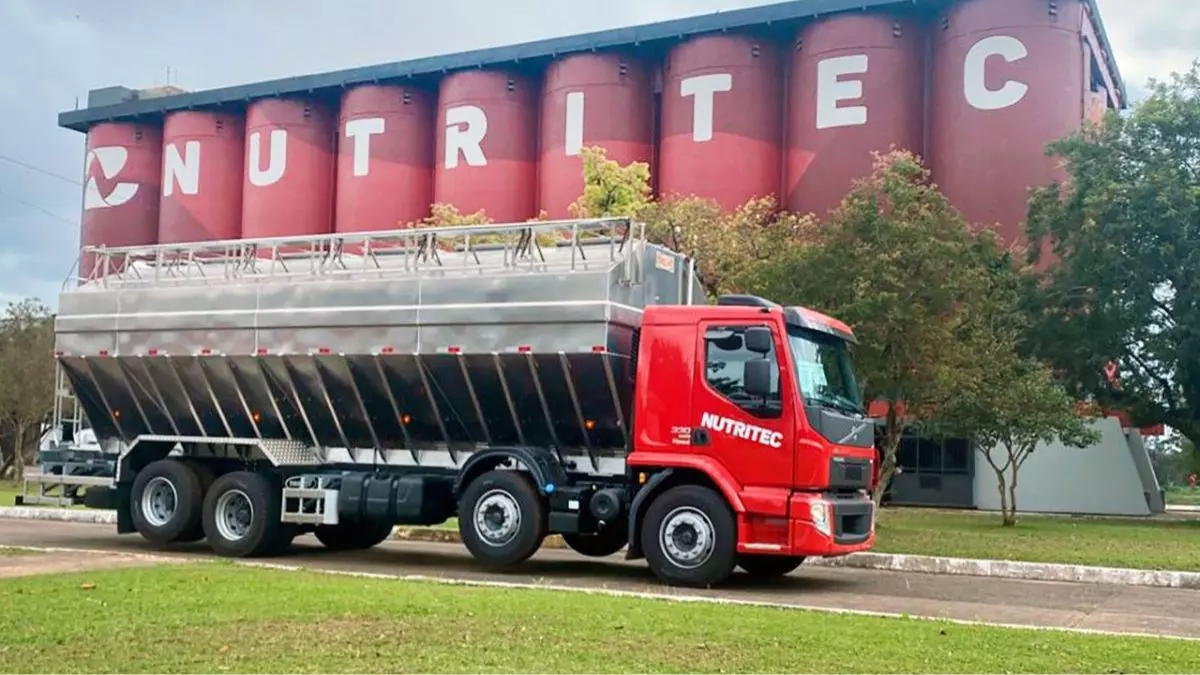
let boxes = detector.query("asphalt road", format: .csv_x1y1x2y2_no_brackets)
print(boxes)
2,517,1198,640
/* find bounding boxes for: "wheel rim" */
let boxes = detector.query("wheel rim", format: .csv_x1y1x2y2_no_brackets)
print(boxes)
659,506,716,570
473,488,522,547
214,489,254,542
141,476,178,527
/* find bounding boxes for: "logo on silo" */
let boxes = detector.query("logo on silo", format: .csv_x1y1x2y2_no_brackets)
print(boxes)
83,146,139,210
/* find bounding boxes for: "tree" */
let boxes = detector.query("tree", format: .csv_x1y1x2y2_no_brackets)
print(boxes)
570,145,808,300
0,298,56,480
754,150,1007,504
939,355,1101,525
568,146,653,219
1024,60,1200,450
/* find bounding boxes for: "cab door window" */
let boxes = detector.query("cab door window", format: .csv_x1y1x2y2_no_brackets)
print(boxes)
703,325,781,416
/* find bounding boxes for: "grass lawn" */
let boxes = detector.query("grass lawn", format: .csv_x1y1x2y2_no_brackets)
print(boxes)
875,508,1200,572
0,563,1196,674
1166,487,1200,506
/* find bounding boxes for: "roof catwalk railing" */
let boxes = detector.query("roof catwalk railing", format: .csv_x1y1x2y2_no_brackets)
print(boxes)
68,217,646,291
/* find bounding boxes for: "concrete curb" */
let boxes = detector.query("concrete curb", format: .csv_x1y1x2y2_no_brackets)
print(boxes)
805,552,1200,589
0,506,116,524
8,507,1200,590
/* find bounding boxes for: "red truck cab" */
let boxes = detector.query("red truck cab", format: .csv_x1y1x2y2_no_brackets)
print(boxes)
625,294,876,584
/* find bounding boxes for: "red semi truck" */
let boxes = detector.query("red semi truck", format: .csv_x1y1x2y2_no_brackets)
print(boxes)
28,217,876,587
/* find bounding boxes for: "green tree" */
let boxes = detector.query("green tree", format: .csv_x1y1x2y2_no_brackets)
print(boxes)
0,298,56,481
569,144,808,300
938,355,1101,526
568,146,652,219
1024,61,1200,450
755,150,1006,504
640,195,806,300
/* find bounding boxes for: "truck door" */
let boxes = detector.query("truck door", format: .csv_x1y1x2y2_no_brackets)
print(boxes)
692,321,794,492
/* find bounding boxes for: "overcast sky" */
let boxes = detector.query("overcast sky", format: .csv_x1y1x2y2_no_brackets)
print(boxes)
0,0,1196,310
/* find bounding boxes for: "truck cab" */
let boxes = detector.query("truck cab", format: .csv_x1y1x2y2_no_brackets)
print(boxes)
625,294,875,584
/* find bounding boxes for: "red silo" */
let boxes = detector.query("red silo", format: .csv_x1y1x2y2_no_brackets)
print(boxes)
929,0,1088,247
240,98,336,239
336,84,435,233
786,13,925,219
434,70,538,223
158,111,245,244
538,53,654,219
658,34,783,211
80,122,162,277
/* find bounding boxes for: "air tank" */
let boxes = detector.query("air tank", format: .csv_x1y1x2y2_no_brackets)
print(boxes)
240,98,336,239
928,0,1088,246
658,34,783,211
80,122,162,277
538,53,654,219
434,70,538,223
158,111,245,244
786,13,925,219
336,84,436,233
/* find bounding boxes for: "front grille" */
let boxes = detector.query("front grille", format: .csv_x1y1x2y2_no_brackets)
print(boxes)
829,456,871,490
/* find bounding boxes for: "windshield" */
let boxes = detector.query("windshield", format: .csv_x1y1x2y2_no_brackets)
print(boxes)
786,325,864,415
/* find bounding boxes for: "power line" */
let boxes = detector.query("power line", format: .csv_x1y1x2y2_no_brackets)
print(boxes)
0,188,78,227
0,154,82,187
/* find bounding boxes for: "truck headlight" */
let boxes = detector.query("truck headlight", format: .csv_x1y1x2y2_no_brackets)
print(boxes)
809,500,831,537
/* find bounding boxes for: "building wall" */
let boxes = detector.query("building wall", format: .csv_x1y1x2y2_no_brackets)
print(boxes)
972,417,1157,517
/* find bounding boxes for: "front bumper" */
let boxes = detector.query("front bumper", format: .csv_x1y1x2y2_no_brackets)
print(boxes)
786,492,875,557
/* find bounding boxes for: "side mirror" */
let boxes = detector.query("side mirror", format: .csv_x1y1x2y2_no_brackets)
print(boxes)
744,358,772,398
743,326,772,354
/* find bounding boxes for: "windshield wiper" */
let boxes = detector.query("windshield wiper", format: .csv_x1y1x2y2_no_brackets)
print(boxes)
806,391,865,416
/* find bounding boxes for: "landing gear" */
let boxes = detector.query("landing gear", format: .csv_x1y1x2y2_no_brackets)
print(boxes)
641,485,737,588
458,470,548,567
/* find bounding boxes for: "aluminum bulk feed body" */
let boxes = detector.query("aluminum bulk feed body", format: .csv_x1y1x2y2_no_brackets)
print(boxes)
49,219,703,504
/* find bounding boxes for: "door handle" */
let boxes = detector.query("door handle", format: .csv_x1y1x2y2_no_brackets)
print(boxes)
691,428,710,446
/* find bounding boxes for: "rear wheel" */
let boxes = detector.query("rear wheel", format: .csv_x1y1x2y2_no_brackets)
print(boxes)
129,459,206,545
315,521,395,551
458,470,547,567
738,554,805,579
202,471,289,558
563,527,627,558
641,485,737,588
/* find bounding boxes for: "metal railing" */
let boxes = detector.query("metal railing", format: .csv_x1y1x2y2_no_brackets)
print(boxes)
69,218,645,290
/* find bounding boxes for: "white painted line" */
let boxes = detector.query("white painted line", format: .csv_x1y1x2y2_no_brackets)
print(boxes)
3,544,1191,643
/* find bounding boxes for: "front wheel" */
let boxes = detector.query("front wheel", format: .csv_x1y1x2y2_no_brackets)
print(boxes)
640,485,737,588
457,470,547,567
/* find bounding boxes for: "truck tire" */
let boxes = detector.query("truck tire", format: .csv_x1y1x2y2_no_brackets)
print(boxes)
129,459,206,545
315,522,395,551
562,528,627,557
201,470,288,558
173,461,218,543
458,470,547,567
641,484,737,587
737,554,805,579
